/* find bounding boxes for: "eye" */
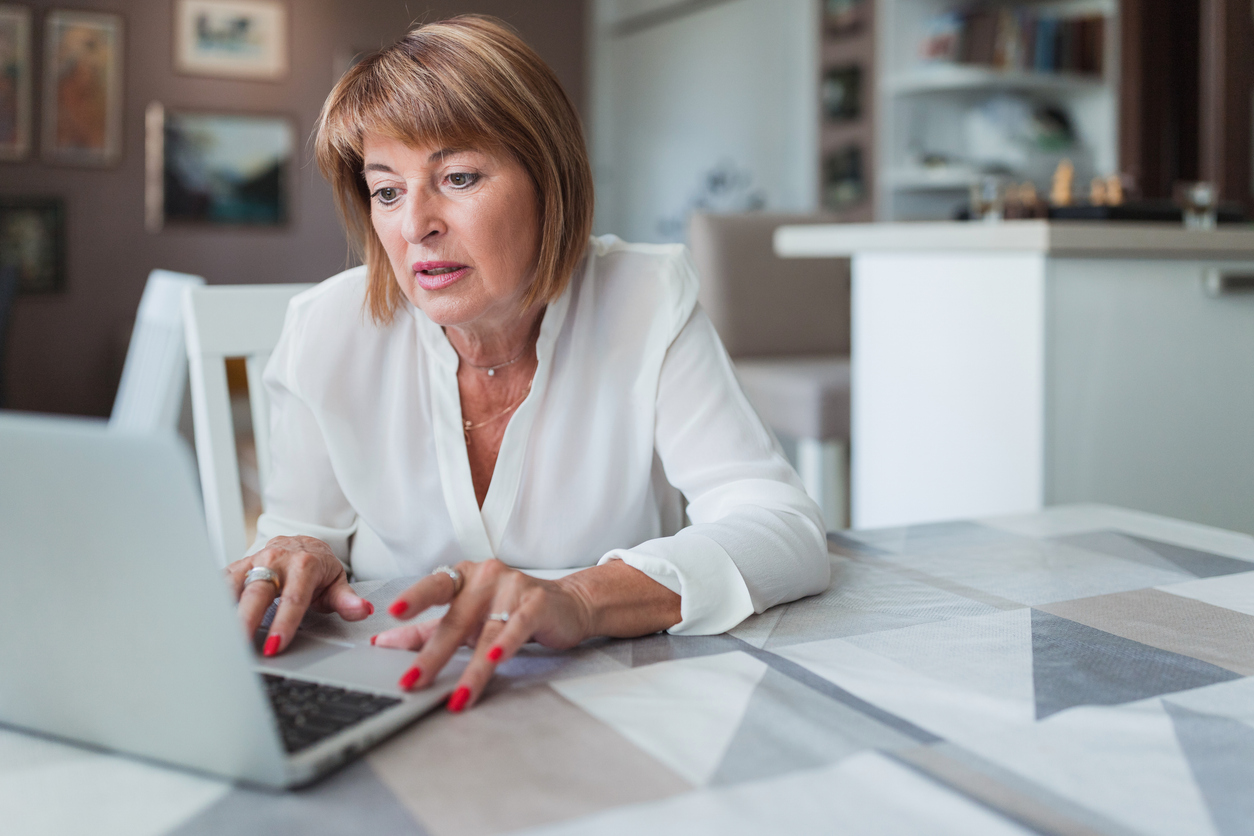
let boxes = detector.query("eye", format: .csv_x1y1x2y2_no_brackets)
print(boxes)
371,186,400,205
446,171,479,189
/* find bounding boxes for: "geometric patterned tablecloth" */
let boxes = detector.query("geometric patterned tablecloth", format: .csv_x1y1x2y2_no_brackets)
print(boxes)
5,504,1254,836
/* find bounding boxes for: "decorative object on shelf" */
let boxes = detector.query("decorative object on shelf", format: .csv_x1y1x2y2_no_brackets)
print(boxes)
145,103,293,231
1175,182,1218,231
822,65,861,121
174,0,287,81
0,197,66,294
822,145,864,210
41,10,123,167
824,0,866,34
1050,158,1074,206
655,159,765,241
0,4,32,161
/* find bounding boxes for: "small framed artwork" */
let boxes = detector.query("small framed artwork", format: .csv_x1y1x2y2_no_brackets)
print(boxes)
174,0,287,81
42,10,124,167
822,145,864,210
0,5,33,161
822,65,862,122
0,197,67,294
146,102,293,230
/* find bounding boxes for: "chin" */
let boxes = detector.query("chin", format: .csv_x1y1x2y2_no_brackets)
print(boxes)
404,283,483,328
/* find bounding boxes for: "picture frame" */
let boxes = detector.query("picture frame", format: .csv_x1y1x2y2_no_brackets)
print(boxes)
42,9,124,167
174,0,287,81
0,197,67,294
0,4,33,161
145,102,294,231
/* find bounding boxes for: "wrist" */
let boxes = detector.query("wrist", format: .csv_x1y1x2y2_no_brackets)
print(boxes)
555,571,600,641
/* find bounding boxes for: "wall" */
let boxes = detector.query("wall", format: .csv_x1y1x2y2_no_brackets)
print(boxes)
589,0,819,243
1,0,586,417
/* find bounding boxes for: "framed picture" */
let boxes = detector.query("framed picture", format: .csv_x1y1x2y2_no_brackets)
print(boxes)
145,103,293,230
822,145,864,210
822,65,862,122
174,0,287,81
0,197,67,294
0,5,33,161
42,10,124,167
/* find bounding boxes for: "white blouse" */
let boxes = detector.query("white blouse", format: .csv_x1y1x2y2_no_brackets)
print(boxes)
253,235,830,635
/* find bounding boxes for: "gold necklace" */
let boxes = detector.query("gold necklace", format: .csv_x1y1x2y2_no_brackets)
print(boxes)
462,379,532,443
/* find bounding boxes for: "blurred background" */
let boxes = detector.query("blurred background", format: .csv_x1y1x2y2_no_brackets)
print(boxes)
1,0,1250,418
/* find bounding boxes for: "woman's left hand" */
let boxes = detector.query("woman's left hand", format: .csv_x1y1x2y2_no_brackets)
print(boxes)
372,558,680,712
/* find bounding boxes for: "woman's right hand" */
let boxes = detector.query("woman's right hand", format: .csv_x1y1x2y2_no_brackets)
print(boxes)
224,535,374,657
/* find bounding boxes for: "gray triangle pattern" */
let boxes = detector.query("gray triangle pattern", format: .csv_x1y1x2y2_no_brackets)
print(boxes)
167,759,430,836
1164,702,1254,836
1031,610,1240,719
1054,530,1254,579
708,666,919,786
1126,534,1254,579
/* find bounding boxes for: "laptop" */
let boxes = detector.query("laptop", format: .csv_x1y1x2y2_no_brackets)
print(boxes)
0,411,457,788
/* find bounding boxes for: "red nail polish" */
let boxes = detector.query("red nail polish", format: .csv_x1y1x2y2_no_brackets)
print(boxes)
370,635,377,646
487,646,503,662
365,601,375,615
389,600,408,617
448,686,470,713
263,635,281,657
398,666,422,690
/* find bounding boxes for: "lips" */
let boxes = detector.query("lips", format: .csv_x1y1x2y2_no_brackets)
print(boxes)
412,260,470,291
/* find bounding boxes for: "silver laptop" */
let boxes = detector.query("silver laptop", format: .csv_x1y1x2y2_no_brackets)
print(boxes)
0,411,456,788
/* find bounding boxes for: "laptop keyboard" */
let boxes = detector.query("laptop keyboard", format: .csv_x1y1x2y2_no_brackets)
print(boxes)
261,674,402,754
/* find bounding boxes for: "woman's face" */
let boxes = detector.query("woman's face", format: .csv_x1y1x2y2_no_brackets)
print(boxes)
362,135,541,331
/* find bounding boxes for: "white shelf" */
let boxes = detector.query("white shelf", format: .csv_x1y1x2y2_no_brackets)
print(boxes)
888,64,1107,95
888,167,981,190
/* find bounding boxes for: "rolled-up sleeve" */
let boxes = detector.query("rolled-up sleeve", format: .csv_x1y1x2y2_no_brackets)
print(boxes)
599,272,831,634
249,301,358,571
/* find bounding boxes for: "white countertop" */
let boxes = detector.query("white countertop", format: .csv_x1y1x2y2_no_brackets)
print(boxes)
775,220,1254,260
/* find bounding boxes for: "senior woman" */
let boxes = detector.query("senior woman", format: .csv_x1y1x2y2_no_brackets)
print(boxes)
227,15,829,713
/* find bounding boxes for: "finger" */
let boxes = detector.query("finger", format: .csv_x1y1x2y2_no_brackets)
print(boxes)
397,565,502,691
238,574,281,641
371,618,442,650
451,595,539,712
314,573,373,620
387,561,467,620
224,556,257,601
260,559,324,656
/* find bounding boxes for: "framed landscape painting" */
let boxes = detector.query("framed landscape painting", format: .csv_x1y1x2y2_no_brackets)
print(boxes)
0,4,32,161
146,103,293,230
42,10,124,167
0,197,67,294
174,0,287,81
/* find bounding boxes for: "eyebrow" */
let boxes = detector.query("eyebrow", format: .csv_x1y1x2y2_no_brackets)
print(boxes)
361,148,475,175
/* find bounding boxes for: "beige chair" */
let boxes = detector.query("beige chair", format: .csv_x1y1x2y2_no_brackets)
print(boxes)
688,212,851,529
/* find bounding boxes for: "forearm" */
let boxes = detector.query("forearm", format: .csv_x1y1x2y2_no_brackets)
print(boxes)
557,558,681,639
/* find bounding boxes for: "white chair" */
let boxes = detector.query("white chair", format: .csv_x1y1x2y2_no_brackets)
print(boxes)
109,270,205,433
183,283,313,566
688,212,851,530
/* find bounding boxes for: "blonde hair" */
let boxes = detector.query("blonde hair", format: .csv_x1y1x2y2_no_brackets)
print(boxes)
315,15,594,323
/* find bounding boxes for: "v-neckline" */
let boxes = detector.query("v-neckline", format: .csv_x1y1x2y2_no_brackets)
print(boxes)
413,284,573,560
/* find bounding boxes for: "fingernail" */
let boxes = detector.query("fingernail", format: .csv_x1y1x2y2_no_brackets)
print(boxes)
448,686,470,713
487,645,503,662
364,600,375,616
263,634,281,657
398,666,422,690
389,600,408,617
370,634,377,645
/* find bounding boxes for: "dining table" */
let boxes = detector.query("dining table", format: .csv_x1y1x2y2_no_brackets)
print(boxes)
4,503,1253,836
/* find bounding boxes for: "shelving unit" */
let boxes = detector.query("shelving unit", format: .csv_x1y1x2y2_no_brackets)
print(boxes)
817,0,877,220
875,0,1119,220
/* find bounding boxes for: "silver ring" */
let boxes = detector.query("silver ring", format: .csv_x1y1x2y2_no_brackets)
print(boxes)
431,564,463,596
487,611,510,623
244,566,281,596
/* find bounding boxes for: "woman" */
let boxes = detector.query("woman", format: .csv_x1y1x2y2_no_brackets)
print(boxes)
227,16,829,713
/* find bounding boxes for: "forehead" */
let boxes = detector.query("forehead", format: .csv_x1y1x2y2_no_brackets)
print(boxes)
360,135,496,171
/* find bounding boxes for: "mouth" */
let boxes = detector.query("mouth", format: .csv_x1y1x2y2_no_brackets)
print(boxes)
412,261,470,291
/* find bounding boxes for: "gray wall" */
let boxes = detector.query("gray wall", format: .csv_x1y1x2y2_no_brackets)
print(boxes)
2,0,587,417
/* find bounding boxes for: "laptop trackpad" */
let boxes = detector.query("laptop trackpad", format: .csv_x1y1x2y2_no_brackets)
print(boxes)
255,633,458,698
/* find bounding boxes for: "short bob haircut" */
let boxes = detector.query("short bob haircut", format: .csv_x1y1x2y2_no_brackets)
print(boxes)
315,15,594,324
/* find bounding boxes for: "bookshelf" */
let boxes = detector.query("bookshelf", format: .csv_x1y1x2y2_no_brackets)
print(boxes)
818,0,877,221
875,0,1119,220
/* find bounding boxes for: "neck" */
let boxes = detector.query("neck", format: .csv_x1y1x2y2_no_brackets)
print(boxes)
445,304,545,369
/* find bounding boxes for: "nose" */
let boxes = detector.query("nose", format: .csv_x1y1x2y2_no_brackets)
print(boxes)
400,189,446,244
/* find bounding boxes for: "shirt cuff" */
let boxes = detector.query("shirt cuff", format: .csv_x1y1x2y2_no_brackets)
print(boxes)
598,532,755,635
